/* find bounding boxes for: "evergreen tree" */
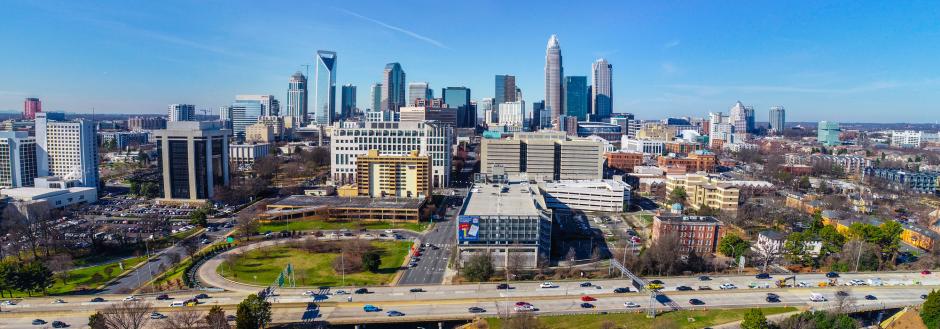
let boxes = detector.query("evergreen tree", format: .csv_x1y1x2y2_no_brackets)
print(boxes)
741,308,770,329
922,290,940,329
236,294,271,329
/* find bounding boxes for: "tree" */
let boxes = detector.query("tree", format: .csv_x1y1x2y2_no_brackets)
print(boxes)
717,234,750,259
236,211,260,241
161,309,204,329
235,294,271,329
505,313,543,329
89,312,107,329
189,209,208,227
922,290,940,329
205,305,231,329
361,250,382,273
741,308,769,329
101,300,155,329
462,253,495,282
667,187,688,206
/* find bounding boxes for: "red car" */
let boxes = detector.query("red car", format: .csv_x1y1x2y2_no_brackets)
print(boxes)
580,296,596,302
413,252,422,257
922,270,932,275
515,301,531,306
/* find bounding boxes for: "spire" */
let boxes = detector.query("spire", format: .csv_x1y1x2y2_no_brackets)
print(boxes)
547,34,560,49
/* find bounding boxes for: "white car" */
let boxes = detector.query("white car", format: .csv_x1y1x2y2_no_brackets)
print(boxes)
624,301,640,308
384,229,394,234
539,282,557,288
513,304,535,312
123,296,140,301
334,290,349,295
1,300,16,306
719,283,737,290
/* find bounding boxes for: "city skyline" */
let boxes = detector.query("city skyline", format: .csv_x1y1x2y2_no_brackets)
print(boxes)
2,1,940,122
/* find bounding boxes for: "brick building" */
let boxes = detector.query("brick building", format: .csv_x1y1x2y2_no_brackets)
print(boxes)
652,215,725,253
605,151,644,172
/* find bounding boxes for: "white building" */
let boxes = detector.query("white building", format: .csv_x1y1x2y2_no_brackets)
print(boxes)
497,100,525,127
754,230,822,258
539,179,631,212
331,121,453,187
891,130,940,148
0,131,38,188
167,104,195,122
229,143,271,166
35,113,98,188
1,176,97,208
620,136,664,155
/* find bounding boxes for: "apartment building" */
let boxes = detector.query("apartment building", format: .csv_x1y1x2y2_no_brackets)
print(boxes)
479,132,604,181
652,214,725,253
35,113,98,188
657,150,718,173
353,149,431,199
666,173,740,212
605,151,644,172
331,121,453,187
0,131,37,188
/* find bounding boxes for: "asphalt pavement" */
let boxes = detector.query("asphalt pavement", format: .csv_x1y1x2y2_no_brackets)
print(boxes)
397,193,463,285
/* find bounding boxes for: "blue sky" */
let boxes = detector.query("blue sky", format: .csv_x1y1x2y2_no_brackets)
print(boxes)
1,0,939,122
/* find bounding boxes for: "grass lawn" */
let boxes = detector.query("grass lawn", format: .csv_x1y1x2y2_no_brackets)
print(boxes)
10,256,149,296
637,214,654,225
257,220,429,234
486,307,797,329
218,241,411,287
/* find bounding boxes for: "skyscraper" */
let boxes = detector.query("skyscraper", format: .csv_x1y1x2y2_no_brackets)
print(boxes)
564,76,588,121
531,100,545,131
285,71,308,123
545,35,564,129
23,97,41,120
230,99,263,137
381,63,406,111
314,50,337,124
818,121,841,146
35,113,98,188
495,75,516,105
370,83,383,112
408,82,431,106
236,95,278,117
341,84,357,120
153,121,231,202
168,104,196,122
0,131,37,188
591,58,612,121
769,106,786,134
729,101,755,134
478,98,495,125
443,87,472,128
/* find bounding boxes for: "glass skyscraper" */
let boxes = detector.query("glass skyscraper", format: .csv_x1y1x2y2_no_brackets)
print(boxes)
382,63,406,111
591,58,612,121
443,86,472,127
285,71,307,123
408,82,431,107
769,106,786,133
545,35,563,129
370,83,383,112
341,84,356,120
314,50,337,124
231,100,262,138
564,76,588,121
494,75,516,105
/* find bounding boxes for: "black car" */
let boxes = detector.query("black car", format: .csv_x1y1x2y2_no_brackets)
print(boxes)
355,288,369,294
409,288,425,293
51,321,68,328
613,287,630,293
226,315,236,321
689,299,705,305
195,293,209,299
755,273,771,279
497,283,510,290
698,275,711,281
90,297,105,303
836,290,849,297
579,282,593,287
865,295,877,300
580,302,594,308
156,294,170,300
826,271,840,278
766,293,780,303
32,319,46,325
922,294,929,299
468,307,486,313
676,286,693,291
649,279,664,284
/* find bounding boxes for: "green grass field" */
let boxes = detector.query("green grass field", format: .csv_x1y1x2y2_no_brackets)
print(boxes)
486,307,796,329
257,220,428,234
638,214,654,225
9,255,149,296
218,240,411,287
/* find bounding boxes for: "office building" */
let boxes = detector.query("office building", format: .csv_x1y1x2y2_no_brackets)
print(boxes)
167,104,195,122
666,173,740,212
230,99,263,137
457,179,552,269
591,59,613,121
331,121,453,187
1,177,97,209
35,113,98,188
817,121,841,146
478,98,495,126
0,131,37,188
497,101,525,127
605,151,644,173
257,116,285,140
653,215,725,253
399,106,458,127
495,75,516,105
340,84,356,120
98,131,149,150
245,123,274,143
539,179,631,212
23,98,41,120
890,130,940,148
407,82,431,107
370,83,383,112
564,76,588,121
664,140,705,155
314,50,337,124
575,122,621,141
636,123,677,141
128,116,167,131
414,98,445,107
621,137,665,155
729,101,754,135
657,150,718,173
544,34,564,129
480,132,604,181
530,100,545,131
381,63,406,111
229,143,270,166
365,110,396,122
768,106,785,133
442,87,473,128
153,121,231,203
708,112,735,148
352,149,431,199
236,95,279,117
285,71,308,123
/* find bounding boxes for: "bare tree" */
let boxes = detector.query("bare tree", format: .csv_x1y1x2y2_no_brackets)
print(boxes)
832,289,856,314
160,309,204,329
505,313,543,329
101,300,154,329
181,237,201,260
46,253,73,285
204,305,230,329
236,210,259,241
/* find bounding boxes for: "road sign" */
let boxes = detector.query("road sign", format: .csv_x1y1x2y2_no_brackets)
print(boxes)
226,237,234,243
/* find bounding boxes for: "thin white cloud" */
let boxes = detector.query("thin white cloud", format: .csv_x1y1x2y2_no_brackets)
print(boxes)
667,81,900,96
335,7,451,50
664,40,681,49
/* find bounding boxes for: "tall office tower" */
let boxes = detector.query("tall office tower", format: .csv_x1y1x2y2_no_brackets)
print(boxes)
370,83,383,112
153,121,231,202
23,98,41,120
0,131,38,188
564,76,588,121
235,95,278,117
381,63,406,111
545,34,564,129
586,85,592,118
314,50,337,124
341,84,357,120
168,104,196,122
530,100,545,131
35,113,98,188
729,101,755,134
497,101,526,127
818,121,841,146
591,58,613,121
515,87,523,102
443,87,473,128
494,75,517,105
285,71,308,123
230,99,263,137
478,97,495,125
407,82,431,107
769,106,786,134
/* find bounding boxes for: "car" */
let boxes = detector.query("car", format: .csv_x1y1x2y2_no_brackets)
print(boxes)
613,287,630,293
649,279,664,284
497,283,511,290
303,291,317,296
156,294,170,300
922,294,929,299
698,286,712,290
355,288,369,294
922,270,932,275
689,298,705,305
32,319,46,325
408,262,417,267
579,282,593,287
865,295,877,300
676,286,693,291
150,312,166,319
384,229,394,234
539,282,557,288
468,307,486,313
646,283,664,291
766,293,780,303
51,321,68,328
90,297,105,303
387,310,405,317
1,300,18,306
755,273,771,279
580,296,596,302
52,299,65,304
363,305,381,312
515,301,531,306
698,275,711,281
624,301,640,308
836,290,849,297
195,293,209,299
719,283,737,290
580,302,594,308
334,290,349,295
513,304,535,312
826,271,840,278
409,288,425,293
413,252,422,257
123,296,140,301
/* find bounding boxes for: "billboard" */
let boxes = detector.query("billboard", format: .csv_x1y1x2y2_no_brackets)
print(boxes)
457,216,480,241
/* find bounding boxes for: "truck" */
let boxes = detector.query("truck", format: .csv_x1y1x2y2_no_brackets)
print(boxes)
810,293,827,302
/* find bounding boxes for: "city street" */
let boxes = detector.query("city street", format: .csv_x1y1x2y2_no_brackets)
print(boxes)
398,194,461,285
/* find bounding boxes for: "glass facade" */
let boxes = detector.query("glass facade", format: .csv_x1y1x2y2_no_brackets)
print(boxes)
494,75,516,105
443,87,473,127
564,76,588,121
285,71,307,122
231,100,262,137
315,50,337,124
168,140,189,199
341,84,356,120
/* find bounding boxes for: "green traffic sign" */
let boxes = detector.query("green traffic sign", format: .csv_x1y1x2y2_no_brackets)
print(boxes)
226,237,234,243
